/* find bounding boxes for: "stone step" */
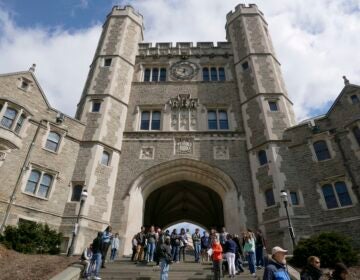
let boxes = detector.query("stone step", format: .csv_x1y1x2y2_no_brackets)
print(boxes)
99,259,262,280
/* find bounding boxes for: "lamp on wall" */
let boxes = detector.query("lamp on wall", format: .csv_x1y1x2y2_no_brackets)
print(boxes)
280,190,296,248
67,189,88,256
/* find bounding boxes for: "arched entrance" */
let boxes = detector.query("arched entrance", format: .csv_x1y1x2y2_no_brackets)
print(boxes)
144,181,224,229
120,159,246,254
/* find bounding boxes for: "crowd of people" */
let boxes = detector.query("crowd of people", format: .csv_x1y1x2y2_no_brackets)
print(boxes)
78,224,351,280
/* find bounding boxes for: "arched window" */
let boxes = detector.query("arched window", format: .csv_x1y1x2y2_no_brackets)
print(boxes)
210,67,218,81
38,174,53,198
258,150,268,166
208,110,217,129
152,68,159,82
144,68,151,82
219,110,229,129
353,126,360,146
313,140,331,161
322,184,338,209
218,67,226,81
159,68,167,82
1,108,17,129
265,189,275,207
46,132,61,152
151,111,161,130
351,95,359,104
25,170,41,194
101,151,110,166
140,111,150,130
71,185,83,202
203,68,209,81
334,181,352,207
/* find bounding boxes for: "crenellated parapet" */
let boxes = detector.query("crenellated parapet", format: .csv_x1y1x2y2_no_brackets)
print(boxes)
138,42,233,57
106,5,144,27
226,3,265,24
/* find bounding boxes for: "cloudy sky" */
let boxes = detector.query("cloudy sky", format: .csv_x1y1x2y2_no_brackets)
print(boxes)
0,0,360,121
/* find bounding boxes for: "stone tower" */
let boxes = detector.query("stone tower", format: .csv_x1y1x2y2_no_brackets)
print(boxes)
67,6,143,253
226,4,297,249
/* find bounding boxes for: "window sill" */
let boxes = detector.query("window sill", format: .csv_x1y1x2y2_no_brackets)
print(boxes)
315,158,333,163
22,191,49,201
264,204,277,210
325,205,355,211
42,147,59,155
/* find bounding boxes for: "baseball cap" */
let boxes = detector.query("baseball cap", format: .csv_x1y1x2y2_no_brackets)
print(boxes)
272,246,288,255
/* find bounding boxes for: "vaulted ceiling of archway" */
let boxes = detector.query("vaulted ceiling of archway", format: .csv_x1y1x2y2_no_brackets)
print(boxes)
144,181,224,229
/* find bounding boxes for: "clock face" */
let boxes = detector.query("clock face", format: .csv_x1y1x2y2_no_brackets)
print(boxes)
170,61,199,80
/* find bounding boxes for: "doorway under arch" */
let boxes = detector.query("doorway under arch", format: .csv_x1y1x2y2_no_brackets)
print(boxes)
144,181,224,230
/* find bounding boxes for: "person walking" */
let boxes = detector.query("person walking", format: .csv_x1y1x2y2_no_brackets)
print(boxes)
90,232,103,280
212,236,223,280
301,256,322,280
201,231,211,263
170,229,180,263
158,236,173,280
134,226,146,264
131,234,138,262
255,229,266,268
233,234,245,273
243,232,256,277
192,228,201,263
146,225,157,263
219,227,228,249
224,234,237,278
110,233,120,262
329,263,349,280
179,228,188,262
101,225,113,268
263,246,291,280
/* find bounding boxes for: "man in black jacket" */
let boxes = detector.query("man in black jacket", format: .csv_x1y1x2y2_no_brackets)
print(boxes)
301,256,322,280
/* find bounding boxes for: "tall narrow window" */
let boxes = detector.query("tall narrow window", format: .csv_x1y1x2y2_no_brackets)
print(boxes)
335,181,352,206
25,170,41,194
203,68,210,81
265,189,275,207
208,110,217,129
218,67,226,81
268,101,278,111
45,132,61,152
152,68,159,82
242,61,249,70
322,184,338,209
351,95,359,104
219,110,229,129
140,111,150,130
104,58,112,67
210,67,218,81
14,114,25,134
38,174,53,198
353,126,360,146
159,68,167,82
144,69,151,82
151,111,161,130
313,140,331,161
101,151,110,166
92,101,101,113
1,108,17,129
290,192,299,205
71,185,83,202
258,150,268,166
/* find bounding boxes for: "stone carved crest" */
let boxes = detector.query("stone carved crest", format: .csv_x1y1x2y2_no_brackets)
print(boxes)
140,147,154,160
0,151,6,161
175,138,193,155
168,94,198,110
214,146,229,160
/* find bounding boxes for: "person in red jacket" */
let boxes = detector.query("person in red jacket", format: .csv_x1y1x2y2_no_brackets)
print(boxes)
212,236,223,279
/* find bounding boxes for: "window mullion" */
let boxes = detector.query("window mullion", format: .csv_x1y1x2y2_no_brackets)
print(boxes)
150,69,153,82
36,172,44,195
217,110,220,129
0,102,7,119
333,184,341,207
149,110,153,130
12,109,23,131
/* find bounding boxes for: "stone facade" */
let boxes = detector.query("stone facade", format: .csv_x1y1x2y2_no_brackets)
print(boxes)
0,4,359,255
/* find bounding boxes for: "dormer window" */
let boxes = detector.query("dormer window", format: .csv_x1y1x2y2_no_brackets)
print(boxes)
21,80,29,90
18,77,32,91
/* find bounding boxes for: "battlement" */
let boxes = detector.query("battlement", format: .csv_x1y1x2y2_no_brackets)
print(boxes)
106,5,143,25
137,42,232,57
226,3,264,23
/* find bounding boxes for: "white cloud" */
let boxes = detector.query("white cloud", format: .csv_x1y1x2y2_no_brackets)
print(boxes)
1,1,360,121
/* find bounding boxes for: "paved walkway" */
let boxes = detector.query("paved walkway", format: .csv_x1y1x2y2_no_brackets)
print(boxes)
99,258,263,280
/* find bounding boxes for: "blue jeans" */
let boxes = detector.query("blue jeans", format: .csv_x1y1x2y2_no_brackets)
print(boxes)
247,251,256,274
147,242,156,262
160,258,170,280
110,248,117,261
91,252,102,277
171,245,179,261
255,246,264,267
194,242,201,262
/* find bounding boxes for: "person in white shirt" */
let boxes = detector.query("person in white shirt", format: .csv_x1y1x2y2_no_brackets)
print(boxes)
110,233,120,261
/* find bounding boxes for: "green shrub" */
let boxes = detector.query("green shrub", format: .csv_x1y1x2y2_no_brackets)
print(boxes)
2,221,62,254
290,232,358,268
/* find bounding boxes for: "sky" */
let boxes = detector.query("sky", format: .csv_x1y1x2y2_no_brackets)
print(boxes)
1,0,360,121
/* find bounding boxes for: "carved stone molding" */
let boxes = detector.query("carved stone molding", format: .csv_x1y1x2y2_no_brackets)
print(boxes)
140,146,154,160
168,94,198,110
175,138,193,155
0,151,6,161
214,146,229,160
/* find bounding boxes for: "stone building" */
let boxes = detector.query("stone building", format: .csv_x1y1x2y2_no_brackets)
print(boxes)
0,4,359,255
